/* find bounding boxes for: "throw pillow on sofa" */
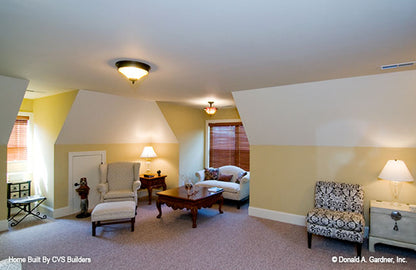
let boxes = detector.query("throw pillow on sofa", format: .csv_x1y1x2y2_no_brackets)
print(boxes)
218,174,233,182
235,171,248,184
204,168,219,180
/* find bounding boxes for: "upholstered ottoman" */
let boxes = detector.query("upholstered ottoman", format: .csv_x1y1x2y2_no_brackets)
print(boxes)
91,201,136,236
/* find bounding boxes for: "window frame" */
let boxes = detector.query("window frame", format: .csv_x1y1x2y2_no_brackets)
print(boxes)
7,112,34,183
205,119,249,169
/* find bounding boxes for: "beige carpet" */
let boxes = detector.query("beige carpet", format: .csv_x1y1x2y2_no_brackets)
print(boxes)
0,200,415,270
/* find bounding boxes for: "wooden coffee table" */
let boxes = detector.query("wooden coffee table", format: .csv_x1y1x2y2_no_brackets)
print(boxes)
156,186,223,228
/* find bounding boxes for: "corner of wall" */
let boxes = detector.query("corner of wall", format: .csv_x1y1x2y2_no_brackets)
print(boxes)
0,219,8,232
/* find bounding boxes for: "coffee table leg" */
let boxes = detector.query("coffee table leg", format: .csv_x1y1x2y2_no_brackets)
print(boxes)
148,187,153,205
156,200,162,218
218,196,224,214
191,208,198,228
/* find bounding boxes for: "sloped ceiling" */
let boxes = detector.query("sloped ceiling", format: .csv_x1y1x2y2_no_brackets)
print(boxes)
234,70,416,148
56,90,178,144
0,1,415,107
0,75,28,144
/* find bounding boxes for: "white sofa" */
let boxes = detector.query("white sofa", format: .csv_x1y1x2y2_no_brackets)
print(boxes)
195,165,250,209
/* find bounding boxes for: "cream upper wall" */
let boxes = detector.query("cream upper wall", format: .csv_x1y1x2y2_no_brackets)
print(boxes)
157,102,205,183
57,90,177,144
0,75,29,144
234,70,416,148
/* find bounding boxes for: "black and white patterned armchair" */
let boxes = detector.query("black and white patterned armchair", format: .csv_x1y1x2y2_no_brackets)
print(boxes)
306,181,365,257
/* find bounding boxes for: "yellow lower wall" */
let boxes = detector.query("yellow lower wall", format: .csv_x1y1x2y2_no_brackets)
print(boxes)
250,145,416,222
54,143,179,209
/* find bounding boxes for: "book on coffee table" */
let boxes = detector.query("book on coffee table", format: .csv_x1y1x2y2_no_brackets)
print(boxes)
208,187,223,193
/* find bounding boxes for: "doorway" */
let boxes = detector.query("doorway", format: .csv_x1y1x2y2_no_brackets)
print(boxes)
68,151,106,214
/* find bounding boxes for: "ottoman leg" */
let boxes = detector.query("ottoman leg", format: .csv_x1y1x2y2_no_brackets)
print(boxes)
92,222,96,236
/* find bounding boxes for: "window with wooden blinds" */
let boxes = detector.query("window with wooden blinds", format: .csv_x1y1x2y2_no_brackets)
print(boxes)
209,122,250,171
7,116,29,161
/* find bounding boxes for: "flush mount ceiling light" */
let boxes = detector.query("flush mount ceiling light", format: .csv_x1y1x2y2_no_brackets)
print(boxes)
115,60,151,84
204,101,217,115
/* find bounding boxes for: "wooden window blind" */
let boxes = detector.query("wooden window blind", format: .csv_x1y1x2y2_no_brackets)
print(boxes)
209,122,250,171
7,116,29,161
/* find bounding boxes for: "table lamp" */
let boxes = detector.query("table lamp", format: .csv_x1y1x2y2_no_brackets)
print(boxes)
140,146,157,174
378,159,414,205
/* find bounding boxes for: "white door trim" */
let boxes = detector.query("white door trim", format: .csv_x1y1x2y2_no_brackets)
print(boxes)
68,151,106,214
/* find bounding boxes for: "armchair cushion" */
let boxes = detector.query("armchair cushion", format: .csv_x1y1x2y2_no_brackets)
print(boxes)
306,208,365,233
196,180,240,193
103,190,136,200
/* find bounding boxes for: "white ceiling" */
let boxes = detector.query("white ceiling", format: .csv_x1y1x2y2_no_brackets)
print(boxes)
0,0,415,107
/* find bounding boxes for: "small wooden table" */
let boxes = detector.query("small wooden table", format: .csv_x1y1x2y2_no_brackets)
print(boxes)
156,186,223,228
140,175,167,205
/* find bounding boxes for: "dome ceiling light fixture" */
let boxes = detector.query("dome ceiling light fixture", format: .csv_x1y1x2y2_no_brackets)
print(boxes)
204,101,217,115
115,60,151,84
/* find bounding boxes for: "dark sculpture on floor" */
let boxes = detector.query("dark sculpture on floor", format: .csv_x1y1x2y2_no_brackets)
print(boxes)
75,177,91,218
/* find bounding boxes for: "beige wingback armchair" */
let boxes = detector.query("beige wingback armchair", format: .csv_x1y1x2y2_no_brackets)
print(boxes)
97,162,141,204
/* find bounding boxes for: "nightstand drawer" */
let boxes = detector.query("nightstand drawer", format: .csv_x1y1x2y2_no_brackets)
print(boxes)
370,212,416,243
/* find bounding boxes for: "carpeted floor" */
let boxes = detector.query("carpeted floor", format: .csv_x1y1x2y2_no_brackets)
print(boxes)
0,200,415,270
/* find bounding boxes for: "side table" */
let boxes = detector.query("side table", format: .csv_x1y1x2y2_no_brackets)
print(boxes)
139,175,167,205
369,200,416,252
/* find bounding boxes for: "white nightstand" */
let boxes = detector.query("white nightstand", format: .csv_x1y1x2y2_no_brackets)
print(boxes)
369,200,416,252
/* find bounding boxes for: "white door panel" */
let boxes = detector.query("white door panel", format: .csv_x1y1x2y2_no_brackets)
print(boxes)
69,151,106,213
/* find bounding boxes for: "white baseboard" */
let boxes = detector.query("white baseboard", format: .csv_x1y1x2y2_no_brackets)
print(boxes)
39,204,53,217
52,206,74,218
248,206,306,226
0,219,8,232
249,206,370,238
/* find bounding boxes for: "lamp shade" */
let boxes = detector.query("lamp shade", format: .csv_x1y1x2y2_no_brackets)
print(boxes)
116,60,150,84
378,160,414,182
140,146,157,159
